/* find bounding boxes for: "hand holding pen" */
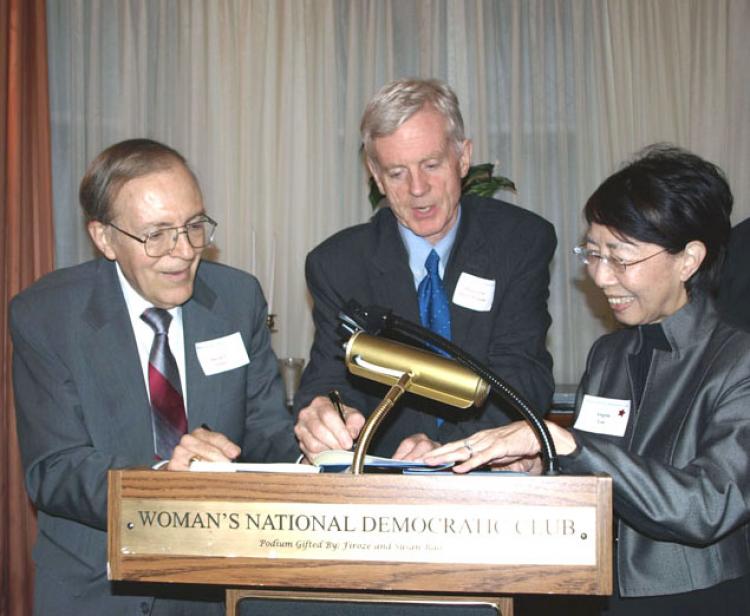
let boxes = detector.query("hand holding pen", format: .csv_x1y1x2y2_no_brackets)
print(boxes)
328,390,359,451
295,391,366,459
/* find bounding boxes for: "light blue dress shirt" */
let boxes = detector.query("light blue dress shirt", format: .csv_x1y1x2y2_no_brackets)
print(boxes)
397,206,462,289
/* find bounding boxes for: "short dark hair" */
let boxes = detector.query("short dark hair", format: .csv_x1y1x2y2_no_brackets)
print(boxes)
79,138,200,223
584,144,733,295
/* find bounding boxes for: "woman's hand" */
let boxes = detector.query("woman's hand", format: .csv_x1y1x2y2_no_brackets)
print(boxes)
422,420,577,474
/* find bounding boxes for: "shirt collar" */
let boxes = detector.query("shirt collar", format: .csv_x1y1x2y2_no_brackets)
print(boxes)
658,292,715,355
397,205,461,287
115,262,182,325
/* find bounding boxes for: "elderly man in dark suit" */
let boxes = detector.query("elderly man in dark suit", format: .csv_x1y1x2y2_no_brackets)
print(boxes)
10,139,300,615
294,79,556,461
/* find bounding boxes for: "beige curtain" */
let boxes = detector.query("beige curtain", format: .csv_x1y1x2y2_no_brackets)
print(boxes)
2,0,55,613
46,0,750,385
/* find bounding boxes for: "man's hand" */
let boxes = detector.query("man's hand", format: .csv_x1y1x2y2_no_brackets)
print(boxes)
295,395,365,461
166,426,241,471
392,433,441,461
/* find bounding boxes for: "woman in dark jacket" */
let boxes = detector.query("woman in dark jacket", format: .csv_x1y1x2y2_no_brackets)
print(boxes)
425,144,750,615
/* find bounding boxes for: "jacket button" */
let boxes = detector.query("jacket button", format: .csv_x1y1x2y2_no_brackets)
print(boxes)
140,602,151,614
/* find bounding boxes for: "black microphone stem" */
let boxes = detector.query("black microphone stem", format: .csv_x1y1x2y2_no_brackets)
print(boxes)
387,314,560,475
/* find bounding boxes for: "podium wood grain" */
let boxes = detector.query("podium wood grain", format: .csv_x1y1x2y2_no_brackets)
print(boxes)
109,470,611,596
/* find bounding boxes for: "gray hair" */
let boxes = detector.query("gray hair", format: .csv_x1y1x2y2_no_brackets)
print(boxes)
360,78,466,165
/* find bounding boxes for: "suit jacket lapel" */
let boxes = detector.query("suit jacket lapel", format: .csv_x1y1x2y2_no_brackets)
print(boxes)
367,205,491,346
444,203,490,348
368,209,421,324
81,260,230,459
81,260,155,461
182,268,225,431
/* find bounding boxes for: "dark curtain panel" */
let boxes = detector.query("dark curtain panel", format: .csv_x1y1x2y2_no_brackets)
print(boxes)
1,0,54,613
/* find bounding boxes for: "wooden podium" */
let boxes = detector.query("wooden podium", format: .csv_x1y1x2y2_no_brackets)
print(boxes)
108,469,612,615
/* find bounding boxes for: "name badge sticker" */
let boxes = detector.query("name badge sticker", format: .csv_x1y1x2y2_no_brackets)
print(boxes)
574,394,631,437
195,332,250,376
452,273,495,312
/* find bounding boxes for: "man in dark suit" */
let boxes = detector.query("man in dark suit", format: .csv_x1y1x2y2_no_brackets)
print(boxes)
294,79,556,461
718,217,750,330
10,139,300,614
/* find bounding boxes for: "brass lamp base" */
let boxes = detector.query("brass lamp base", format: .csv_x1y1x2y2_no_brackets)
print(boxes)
351,372,413,474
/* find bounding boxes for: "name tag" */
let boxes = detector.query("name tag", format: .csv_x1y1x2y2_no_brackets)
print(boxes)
195,332,250,376
452,273,495,312
574,394,631,437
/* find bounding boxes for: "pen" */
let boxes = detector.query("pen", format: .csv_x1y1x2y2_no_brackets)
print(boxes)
328,390,345,423
328,390,357,449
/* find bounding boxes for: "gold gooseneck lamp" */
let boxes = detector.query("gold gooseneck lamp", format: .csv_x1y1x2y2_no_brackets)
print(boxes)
338,301,560,476
344,332,490,474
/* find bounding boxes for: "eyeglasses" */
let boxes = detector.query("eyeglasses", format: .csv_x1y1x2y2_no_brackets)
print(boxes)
573,245,667,274
109,216,217,257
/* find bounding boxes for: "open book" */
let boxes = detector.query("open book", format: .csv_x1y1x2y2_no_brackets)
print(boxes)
189,450,451,474
311,450,452,473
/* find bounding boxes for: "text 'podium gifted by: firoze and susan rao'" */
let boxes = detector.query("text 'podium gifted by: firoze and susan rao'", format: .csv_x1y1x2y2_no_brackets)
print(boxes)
108,468,612,616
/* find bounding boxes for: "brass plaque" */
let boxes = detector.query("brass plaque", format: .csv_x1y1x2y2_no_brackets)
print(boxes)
119,499,596,565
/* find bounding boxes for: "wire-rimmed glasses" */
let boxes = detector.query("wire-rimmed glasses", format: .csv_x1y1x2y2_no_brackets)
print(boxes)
109,216,217,257
573,245,667,274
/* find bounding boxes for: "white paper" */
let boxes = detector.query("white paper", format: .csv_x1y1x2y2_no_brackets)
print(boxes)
452,272,495,312
574,394,631,437
190,461,319,473
195,332,250,376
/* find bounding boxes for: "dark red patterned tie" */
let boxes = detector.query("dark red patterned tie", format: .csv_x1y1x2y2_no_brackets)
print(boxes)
141,308,187,460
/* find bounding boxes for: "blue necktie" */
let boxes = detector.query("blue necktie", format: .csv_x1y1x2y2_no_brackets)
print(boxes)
418,250,451,427
418,250,452,342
